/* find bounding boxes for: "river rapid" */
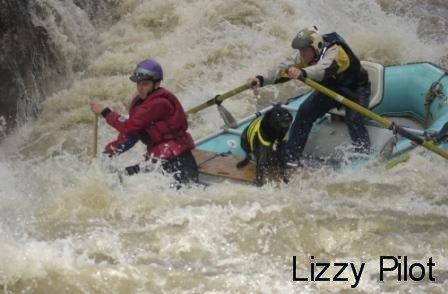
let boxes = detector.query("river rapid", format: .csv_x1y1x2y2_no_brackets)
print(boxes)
1,0,448,292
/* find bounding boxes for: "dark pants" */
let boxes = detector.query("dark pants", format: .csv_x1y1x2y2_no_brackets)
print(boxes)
162,150,199,186
285,86,371,161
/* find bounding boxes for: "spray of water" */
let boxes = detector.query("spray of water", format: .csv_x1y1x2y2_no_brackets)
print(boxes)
1,0,448,292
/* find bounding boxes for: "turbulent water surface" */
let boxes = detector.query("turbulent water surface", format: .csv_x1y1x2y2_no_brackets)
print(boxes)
1,0,448,292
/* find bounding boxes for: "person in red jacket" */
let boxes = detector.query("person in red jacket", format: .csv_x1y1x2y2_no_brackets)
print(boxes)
90,59,199,185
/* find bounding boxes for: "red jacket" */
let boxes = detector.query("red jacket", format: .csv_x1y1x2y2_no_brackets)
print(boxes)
103,87,194,159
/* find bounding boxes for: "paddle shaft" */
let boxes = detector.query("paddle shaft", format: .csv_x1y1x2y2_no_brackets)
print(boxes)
383,121,448,169
92,114,98,159
302,77,448,160
186,83,249,115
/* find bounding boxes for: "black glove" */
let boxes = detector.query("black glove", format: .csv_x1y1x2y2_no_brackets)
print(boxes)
125,164,140,175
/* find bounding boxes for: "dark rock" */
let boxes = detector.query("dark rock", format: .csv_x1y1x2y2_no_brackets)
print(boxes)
0,0,60,130
0,0,117,135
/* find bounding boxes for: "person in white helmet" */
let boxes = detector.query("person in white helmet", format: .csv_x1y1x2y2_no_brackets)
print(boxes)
247,26,371,166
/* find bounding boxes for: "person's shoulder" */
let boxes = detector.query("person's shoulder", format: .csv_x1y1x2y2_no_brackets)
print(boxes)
158,87,182,103
156,86,172,95
154,87,178,99
144,88,179,111
326,43,344,53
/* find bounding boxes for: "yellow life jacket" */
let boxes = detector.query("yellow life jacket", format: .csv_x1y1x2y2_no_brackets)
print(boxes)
246,117,271,152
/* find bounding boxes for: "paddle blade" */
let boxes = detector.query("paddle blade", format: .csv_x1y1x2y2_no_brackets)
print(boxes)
217,104,237,128
385,152,411,169
379,135,397,161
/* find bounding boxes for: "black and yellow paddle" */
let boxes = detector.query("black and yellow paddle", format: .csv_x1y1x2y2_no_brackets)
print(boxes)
299,77,448,160
186,82,257,128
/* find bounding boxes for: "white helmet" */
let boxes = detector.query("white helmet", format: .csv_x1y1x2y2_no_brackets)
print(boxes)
291,26,324,56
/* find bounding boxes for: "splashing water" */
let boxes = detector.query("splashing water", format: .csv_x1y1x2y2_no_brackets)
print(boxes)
1,0,448,292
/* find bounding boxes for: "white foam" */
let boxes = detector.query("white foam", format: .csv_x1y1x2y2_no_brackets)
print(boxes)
1,0,448,292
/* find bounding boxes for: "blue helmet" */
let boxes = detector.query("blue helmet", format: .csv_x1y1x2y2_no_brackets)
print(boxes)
129,59,163,82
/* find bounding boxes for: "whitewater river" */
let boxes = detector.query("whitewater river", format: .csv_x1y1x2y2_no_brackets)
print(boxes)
1,0,447,292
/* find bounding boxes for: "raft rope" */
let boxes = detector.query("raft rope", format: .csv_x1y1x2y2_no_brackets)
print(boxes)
424,72,448,127
197,150,232,168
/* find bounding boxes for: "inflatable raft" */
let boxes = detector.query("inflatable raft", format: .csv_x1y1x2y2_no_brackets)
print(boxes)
192,61,448,183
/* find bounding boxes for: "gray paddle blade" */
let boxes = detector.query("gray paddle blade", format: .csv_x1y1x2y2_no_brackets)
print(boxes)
217,104,237,128
379,135,397,161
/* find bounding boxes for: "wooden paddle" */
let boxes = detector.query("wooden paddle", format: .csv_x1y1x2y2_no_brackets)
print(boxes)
186,84,247,115
384,121,448,169
300,77,448,160
186,81,257,128
92,114,98,159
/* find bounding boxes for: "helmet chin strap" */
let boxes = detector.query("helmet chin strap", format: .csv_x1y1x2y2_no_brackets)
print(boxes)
312,45,326,63
139,81,161,99
151,81,161,93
